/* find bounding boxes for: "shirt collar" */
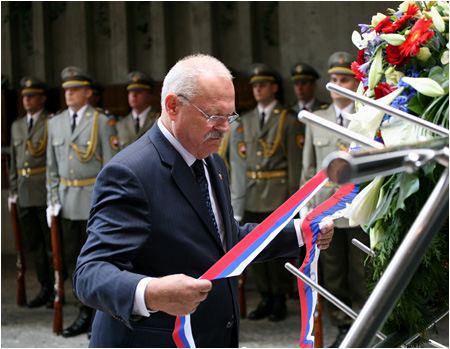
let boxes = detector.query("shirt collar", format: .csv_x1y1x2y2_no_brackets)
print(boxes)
69,104,89,119
157,119,198,167
27,109,44,123
133,105,152,120
258,99,278,117
298,98,316,111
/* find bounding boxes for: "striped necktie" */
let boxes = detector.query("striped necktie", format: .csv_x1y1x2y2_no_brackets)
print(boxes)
192,160,219,237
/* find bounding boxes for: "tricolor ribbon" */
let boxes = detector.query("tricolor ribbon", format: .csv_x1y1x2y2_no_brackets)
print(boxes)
173,169,360,348
298,182,360,348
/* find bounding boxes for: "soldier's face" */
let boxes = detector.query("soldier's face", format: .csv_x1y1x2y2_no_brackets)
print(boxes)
293,80,317,103
329,74,359,105
64,86,92,111
252,81,278,106
128,89,152,112
22,94,46,114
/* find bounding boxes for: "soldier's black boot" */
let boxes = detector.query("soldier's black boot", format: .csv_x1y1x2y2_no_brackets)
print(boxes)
269,294,287,322
27,284,53,308
62,306,93,338
248,293,273,320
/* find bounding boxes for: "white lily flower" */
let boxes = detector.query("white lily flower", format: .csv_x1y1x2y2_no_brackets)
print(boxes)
402,77,445,97
441,50,449,65
369,47,383,90
431,6,446,33
346,87,404,139
380,117,432,147
345,176,385,228
380,34,406,46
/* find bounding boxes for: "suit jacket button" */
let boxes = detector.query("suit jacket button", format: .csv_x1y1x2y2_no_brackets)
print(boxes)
226,321,232,328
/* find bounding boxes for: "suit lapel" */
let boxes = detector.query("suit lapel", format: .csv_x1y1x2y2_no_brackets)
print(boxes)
150,127,223,248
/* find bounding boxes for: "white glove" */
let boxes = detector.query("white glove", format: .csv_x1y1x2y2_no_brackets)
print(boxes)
46,204,61,228
8,194,18,212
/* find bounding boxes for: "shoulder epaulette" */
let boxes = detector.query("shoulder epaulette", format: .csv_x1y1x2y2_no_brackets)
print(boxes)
96,107,112,117
50,109,65,118
320,103,329,109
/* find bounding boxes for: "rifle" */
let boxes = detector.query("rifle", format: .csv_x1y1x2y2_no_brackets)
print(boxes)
9,201,27,306
50,214,64,334
313,292,323,348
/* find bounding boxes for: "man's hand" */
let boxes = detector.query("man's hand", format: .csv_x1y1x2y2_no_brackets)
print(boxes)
8,194,18,212
46,204,61,227
145,274,212,316
315,221,334,250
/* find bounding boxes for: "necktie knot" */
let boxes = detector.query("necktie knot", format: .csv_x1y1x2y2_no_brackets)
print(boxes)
260,111,265,130
71,113,78,133
135,116,140,133
337,113,343,126
28,118,33,133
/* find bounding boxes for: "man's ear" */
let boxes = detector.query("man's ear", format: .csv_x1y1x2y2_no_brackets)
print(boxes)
272,83,279,94
165,94,179,120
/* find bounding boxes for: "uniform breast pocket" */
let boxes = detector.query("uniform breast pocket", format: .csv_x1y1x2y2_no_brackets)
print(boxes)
52,138,66,161
314,137,330,148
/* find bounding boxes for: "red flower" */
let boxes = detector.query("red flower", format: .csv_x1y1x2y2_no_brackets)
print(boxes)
374,83,396,99
382,5,420,33
399,18,434,57
374,17,392,33
357,49,365,65
351,61,365,82
386,44,411,67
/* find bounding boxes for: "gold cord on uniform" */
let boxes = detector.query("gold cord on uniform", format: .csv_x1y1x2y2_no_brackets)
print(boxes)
70,109,102,163
26,115,50,157
259,108,288,158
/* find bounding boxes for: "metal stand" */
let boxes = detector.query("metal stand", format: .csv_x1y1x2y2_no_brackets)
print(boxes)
295,85,449,347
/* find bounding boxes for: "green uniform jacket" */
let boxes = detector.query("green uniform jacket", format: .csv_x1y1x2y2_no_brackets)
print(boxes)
242,102,305,213
46,105,119,220
221,117,247,219
301,103,354,228
115,108,160,150
9,111,50,207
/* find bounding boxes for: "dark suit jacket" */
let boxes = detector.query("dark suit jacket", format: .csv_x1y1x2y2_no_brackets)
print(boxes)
73,125,299,348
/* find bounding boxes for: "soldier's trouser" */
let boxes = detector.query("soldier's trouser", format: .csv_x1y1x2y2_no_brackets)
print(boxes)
320,226,370,326
18,205,53,286
244,211,293,297
61,218,88,306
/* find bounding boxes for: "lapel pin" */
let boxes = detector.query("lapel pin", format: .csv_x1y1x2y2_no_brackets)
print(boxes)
219,173,222,180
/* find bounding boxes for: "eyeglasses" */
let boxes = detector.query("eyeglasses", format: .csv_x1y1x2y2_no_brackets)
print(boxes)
178,94,239,125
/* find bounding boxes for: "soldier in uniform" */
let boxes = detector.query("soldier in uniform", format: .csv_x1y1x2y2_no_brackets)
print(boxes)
115,71,160,150
289,62,329,113
46,66,119,337
88,80,103,108
237,64,305,322
9,76,54,308
301,52,370,347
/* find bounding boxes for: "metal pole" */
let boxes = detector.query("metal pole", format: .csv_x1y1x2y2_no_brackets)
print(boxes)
298,110,385,150
340,168,449,348
326,83,449,137
284,263,387,341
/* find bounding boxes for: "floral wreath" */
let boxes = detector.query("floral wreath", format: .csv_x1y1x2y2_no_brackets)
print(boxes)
342,1,448,344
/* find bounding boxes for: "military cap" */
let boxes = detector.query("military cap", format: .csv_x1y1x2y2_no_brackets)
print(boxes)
327,51,355,76
126,71,154,91
249,63,279,84
290,62,320,82
20,76,46,95
61,66,93,88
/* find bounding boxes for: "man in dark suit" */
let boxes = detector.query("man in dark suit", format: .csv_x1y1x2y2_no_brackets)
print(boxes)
73,54,334,348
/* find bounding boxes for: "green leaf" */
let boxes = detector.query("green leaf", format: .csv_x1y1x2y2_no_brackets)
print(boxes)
408,95,425,115
394,173,420,212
